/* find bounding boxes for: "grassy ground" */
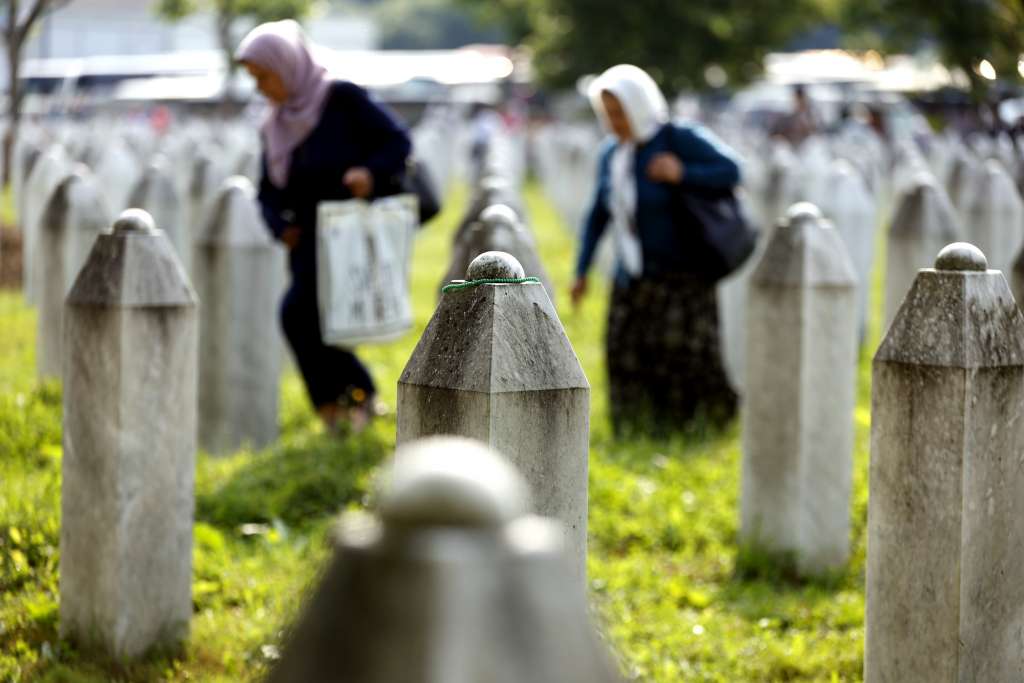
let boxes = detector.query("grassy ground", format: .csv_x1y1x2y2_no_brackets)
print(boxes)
0,181,882,682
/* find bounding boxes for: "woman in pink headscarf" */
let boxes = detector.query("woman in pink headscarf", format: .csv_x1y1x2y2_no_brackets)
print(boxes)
236,20,411,432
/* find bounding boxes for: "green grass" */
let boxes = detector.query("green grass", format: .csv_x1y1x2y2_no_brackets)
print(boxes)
0,180,884,681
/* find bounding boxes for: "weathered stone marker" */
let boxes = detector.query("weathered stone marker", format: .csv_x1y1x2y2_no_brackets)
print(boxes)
945,146,978,221
865,242,1024,682
60,209,198,659
818,158,876,338
398,252,590,583
188,150,229,235
265,436,621,683
442,204,554,301
192,177,283,454
963,159,1024,277
884,172,961,330
129,159,190,274
740,203,858,575
35,167,111,379
91,137,140,217
22,145,72,303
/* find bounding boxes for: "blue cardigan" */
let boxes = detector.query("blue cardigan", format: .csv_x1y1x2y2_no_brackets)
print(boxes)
575,122,741,282
258,80,412,276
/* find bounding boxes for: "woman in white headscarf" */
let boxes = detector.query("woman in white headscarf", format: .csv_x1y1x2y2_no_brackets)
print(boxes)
571,64,742,435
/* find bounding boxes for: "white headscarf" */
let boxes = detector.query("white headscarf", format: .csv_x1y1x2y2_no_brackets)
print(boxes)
589,65,670,278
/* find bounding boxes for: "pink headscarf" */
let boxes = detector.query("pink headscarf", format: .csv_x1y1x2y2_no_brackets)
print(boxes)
235,20,331,188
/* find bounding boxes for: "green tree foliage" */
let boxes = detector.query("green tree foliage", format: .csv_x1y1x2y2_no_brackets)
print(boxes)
462,0,828,91
155,0,314,97
839,0,1024,97
156,0,313,24
376,0,504,50
451,0,531,44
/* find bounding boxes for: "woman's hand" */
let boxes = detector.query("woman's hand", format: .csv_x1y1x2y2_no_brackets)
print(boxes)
647,152,684,184
570,276,588,308
343,166,374,198
281,225,301,250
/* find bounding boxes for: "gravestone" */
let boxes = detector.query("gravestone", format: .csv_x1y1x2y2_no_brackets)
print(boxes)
759,144,799,230
866,242,1024,682
92,138,140,216
442,204,554,301
22,145,73,303
884,173,961,330
12,131,43,231
60,209,197,659
398,252,590,584
129,159,190,274
35,167,111,379
188,150,230,240
793,135,833,207
233,148,261,184
817,158,877,339
740,203,858,575
265,437,621,683
945,147,979,221
963,159,1024,277
193,177,283,454
452,175,524,247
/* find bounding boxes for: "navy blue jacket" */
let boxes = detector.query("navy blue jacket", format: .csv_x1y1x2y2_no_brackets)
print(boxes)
575,122,741,283
258,80,412,275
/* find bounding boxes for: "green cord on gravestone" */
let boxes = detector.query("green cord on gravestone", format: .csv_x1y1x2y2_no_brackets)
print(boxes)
441,277,540,293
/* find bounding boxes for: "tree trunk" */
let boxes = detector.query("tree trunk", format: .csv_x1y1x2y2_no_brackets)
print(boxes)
217,1,237,108
3,0,22,189
3,38,21,189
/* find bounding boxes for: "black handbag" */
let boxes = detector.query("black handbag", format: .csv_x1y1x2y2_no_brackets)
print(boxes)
674,185,758,283
401,158,442,226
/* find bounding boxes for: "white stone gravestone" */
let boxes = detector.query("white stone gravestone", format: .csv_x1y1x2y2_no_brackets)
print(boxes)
945,147,979,222
265,436,622,683
866,242,1024,682
740,203,858,575
35,167,111,379
884,173,962,331
12,129,43,230
963,158,1024,276
129,159,190,274
442,204,554,301
60,209,197,659
817,158,877,338
22,145,72,303
192,177,284,454
188,150,231,239
398,252,590,584
91,138,140,217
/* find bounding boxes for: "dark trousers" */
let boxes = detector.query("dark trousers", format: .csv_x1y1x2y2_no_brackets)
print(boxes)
280,273,375,409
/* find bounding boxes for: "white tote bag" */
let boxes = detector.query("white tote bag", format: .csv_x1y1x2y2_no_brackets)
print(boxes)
316,194,417,346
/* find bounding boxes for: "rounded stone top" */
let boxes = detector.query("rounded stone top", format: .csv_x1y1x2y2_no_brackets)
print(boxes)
935,242,987,271
113,208,156,234
480,175,511,193
479,204,519,230
467,251,526,280
222,175,256,198
784,202,824,223
378,436,529,527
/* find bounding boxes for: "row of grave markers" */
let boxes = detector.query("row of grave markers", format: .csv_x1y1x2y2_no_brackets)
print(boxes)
41,113,1024,679
13,112,464,456
57,193,1024,678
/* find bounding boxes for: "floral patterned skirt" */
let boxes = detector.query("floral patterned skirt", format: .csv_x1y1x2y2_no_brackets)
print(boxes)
606,273,737,436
